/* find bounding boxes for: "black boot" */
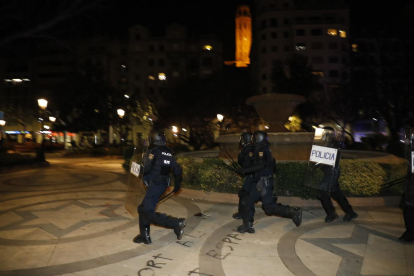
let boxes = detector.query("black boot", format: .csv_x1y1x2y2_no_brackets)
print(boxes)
174,218,186,240
133,225,151,244
325,212,339,223
236,222,255,233
318,191,338,223
343,211,358,222
290,207,302,227
232,212,242,219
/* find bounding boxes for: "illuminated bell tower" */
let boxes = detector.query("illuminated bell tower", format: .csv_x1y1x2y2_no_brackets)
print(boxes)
235,5,252,67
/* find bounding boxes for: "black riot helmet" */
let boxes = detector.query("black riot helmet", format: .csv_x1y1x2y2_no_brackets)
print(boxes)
240,132,252,146
152,130,166,146
253,131,268,144
321,126,335,144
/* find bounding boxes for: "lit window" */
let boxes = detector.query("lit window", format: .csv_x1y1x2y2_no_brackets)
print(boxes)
311,71,324,77
327,29,337,36
158,73,166,81
339,30,346,38
203,45,213,51
352,44,358,52
295,43,306,51
148,75,155,80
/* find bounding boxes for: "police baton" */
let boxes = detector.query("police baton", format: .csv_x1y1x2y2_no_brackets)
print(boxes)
158,190,175,203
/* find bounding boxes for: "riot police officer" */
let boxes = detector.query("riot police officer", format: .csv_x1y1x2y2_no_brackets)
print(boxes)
232,132,255,219
133,130,185,244
236,131,302,233
316,127,358,223
400,128,414,242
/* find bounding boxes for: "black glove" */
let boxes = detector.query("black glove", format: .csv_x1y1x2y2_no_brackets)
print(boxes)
237,167,245,175
173,184,181,193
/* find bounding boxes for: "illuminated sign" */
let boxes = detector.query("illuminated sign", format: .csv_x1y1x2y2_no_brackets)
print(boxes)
309,145,338,166
412,152,414,173
130,161,141,177
5,131,30,134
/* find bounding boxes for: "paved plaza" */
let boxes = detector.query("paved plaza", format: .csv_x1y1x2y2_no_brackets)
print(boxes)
0,156,413,276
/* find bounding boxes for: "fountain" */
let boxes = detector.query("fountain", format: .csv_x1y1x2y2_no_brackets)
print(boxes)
216,93,314,161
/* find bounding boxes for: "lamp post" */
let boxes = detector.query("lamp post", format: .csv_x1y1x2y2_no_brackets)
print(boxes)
37,98,48,161
0,119,5,142
117,109,125,155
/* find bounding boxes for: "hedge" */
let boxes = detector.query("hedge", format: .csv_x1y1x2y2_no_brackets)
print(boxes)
123,155,407,198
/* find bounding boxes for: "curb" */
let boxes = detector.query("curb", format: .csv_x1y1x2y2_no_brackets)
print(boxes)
178,188,401,207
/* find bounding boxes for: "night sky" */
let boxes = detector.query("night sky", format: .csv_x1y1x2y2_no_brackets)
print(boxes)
1,0,414,59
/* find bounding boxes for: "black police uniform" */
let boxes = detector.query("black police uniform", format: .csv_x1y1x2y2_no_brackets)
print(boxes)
233,137,255,219
133,141,185,244
317,163,358,222
400,167,414,242
237,132,302,233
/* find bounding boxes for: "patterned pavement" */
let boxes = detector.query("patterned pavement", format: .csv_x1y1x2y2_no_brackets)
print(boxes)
0,156,412,276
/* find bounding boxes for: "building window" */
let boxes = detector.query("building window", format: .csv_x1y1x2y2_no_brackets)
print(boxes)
202,57,213,66
311,71,324,77
203,45,213,51
158,59,165,66
159,44,165,51
352,44,358,52
329,42,338,49
311,56,324,64
270,18,278,27
295,17,305,24
339,30,347,38
271,45,278,52
328,56,339,63
296,29,305,36
311,42,323,50
148,59,154,67
261,47,267,53
271,32,277,38
327,29,337,36
311,29,322,36
261,20,267,29
284,45,290,52
172,71,179,77
284,31,289,38
283,18,289,25
262,73,267,80
329,70,339,77
148,45,155,52
158,73,166,81
261,34,266,40
295,43,306,51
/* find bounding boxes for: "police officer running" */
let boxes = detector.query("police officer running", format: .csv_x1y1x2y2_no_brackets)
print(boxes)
133,130,185,244
232,132,255,219
316,127,358,223
236,131,302,233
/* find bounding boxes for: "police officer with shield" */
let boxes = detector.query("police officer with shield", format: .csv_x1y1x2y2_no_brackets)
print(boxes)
400,128,414,242
232,132,255,219
133,130,185,244
312,127,358,223
236,131,302,233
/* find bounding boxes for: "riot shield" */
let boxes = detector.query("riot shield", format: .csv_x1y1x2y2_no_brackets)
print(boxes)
125,137,150,217
404,128,414,206
305,127,344,192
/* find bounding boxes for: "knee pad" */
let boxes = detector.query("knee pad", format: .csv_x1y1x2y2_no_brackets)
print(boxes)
263,204,274,216
238,189,248,199
241,196,253,207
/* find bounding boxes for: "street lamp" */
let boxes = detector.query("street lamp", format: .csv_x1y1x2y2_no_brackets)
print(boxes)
217,114,224,122
0,120,5,141
37,98,48,161
49,116,56,122
117,109,125,155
